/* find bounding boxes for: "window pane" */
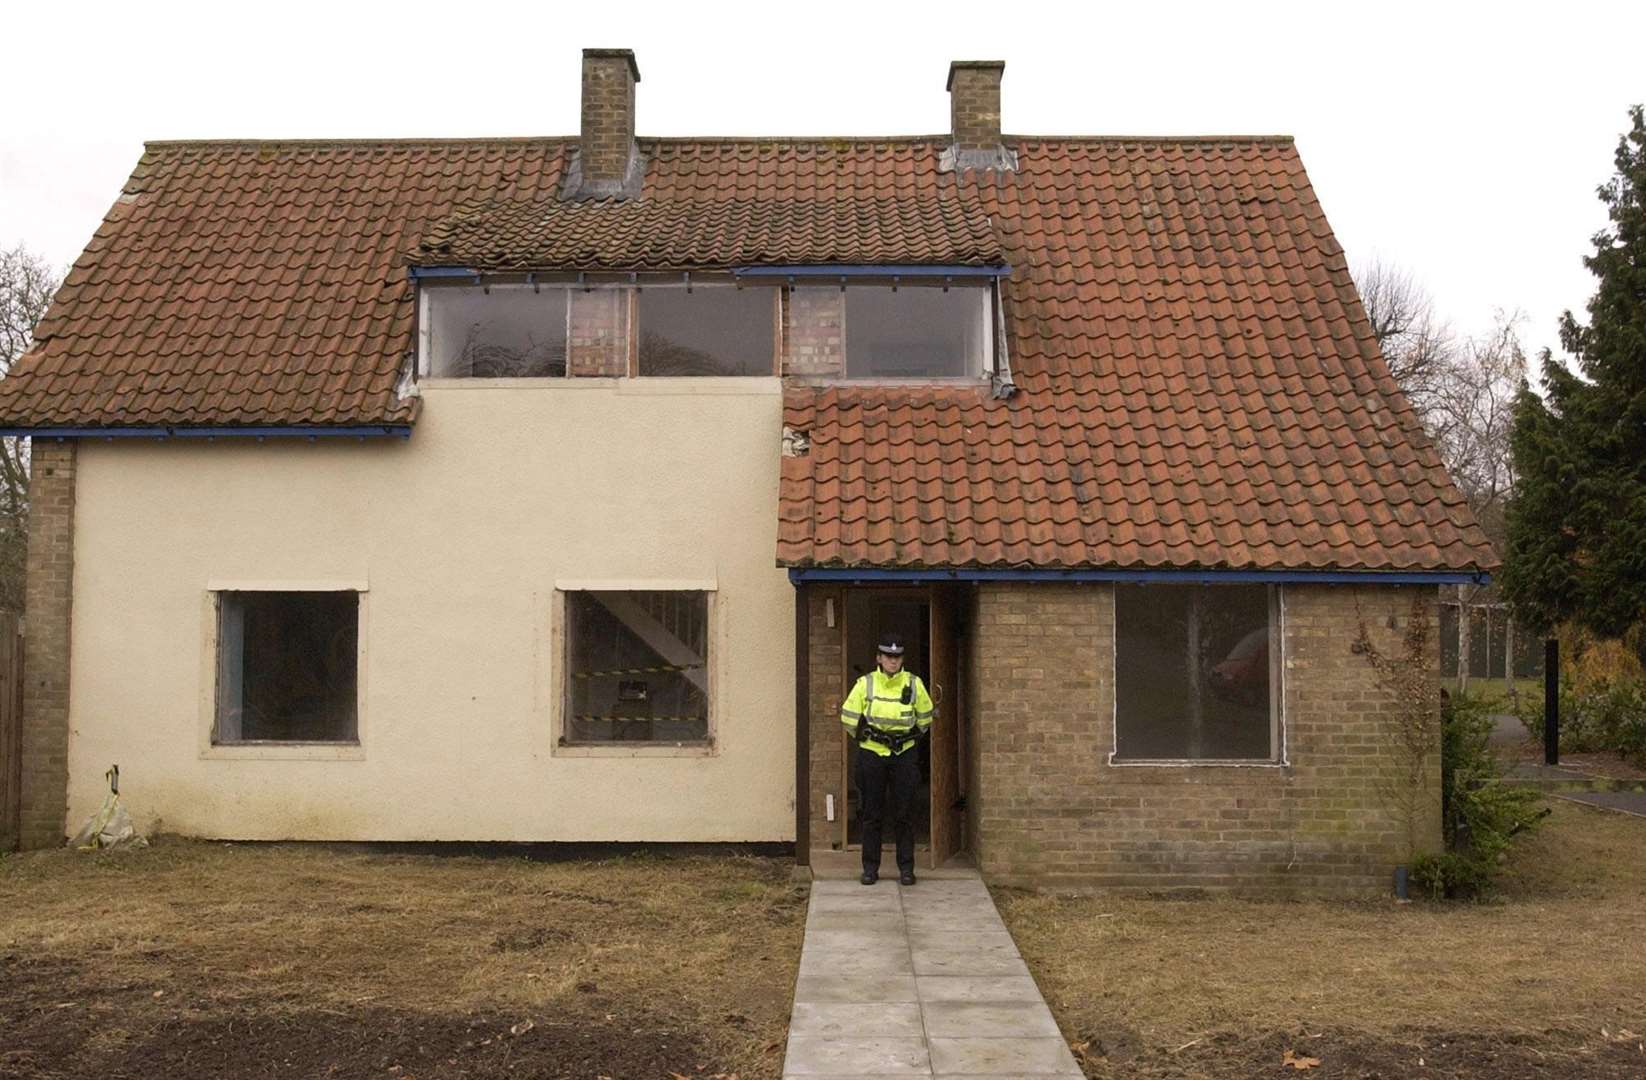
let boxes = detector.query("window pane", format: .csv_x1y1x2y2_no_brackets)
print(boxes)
1114,585,1273,760
427,286,567,377
216,591,358,742
638,287,775,376
566,591,709,742
845,285,985,378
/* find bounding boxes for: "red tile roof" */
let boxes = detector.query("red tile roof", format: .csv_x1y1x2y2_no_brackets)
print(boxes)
0,135,1496,571
411,191,1006,271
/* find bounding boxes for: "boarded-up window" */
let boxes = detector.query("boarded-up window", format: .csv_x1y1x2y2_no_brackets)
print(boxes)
425,285,568,377
215,591,359,743
1113,584,1279,761
564,591,710,743
844,285,989,378
638,286,776,375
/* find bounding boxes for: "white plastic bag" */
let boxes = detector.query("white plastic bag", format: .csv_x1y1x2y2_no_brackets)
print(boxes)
71,765,146,850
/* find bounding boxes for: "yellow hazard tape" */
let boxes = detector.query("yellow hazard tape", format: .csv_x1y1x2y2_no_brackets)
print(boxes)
571,664,704,679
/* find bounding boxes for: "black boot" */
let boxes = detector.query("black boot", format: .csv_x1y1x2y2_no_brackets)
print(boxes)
860,869,878,886
899,869,917,886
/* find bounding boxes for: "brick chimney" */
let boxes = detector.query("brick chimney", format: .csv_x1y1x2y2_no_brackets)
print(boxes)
570,48,642,199
943,60,1014,173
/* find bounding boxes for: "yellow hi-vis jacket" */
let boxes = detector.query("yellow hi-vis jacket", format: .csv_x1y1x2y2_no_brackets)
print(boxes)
840,669,935,756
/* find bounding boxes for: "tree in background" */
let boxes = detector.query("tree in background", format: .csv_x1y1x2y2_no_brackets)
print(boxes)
0,244,63,612
1504,106,1646,639
1356,259,1527,688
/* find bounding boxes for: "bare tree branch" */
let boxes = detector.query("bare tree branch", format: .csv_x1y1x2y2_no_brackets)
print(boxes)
0,243,64,612
1355,257,1458,422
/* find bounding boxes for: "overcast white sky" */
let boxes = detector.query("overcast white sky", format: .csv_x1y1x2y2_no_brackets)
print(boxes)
3,1,1641,360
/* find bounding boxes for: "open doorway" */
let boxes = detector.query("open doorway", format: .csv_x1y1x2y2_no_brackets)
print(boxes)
844,589,930,851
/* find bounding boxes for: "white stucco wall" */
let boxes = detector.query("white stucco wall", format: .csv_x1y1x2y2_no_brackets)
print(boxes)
64,378,795,842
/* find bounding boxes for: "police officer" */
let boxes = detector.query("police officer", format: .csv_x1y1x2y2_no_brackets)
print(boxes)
839,633,935,886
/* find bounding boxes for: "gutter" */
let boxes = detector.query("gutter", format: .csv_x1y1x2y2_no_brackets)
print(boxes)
786,567,1492,587
0,426,413,441
733,264,1010,279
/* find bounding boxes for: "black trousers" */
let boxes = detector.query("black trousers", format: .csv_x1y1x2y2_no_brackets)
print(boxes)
857,744,919,874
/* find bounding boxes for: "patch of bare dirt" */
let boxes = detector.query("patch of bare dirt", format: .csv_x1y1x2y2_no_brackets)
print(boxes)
1069,1025,1646,1079
0,845,804,1079
0,952,729,1079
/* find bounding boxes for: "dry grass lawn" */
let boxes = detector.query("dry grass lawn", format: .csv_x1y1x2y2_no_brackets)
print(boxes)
0,842,806,1079
997,800,1646,1078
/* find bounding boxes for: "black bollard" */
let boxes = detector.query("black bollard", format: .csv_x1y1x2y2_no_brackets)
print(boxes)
1544,639,1559,766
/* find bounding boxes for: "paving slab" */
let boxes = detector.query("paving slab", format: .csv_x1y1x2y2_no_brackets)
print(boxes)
921,1000,1061,1038
908,931,1020,956
800,948,914,975
790,1001,926,1038
793,974,920,1003
806,911,907,932
916,975,1045,1003
783,1036,930,1075
804,928,910,950
912,948,1033,978
928,1036,1082,1075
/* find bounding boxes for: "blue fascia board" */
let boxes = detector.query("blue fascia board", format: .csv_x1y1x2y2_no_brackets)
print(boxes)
787,567,1490,586
0,426,413,440
407,266,481,281
733,264,1010,278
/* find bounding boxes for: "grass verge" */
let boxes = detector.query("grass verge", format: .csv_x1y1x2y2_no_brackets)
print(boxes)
996,800,1646,1078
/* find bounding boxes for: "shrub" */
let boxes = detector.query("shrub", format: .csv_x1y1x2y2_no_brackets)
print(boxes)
1517,676,1646,765
1416,691,1546,899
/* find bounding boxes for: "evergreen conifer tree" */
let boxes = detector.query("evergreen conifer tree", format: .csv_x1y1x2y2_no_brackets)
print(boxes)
1503,106,1646,637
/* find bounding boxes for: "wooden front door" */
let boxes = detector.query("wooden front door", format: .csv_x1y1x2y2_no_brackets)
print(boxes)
927,583,963,868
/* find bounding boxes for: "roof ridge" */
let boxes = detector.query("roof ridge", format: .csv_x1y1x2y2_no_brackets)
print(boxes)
140,133,1297,153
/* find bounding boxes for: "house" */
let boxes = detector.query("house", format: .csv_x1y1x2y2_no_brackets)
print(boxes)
0,50,1496,889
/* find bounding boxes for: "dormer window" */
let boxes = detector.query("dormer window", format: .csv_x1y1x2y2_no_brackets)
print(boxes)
841,283,992,379
417,276,994,382
423,283,571,378
638,284,777,376
784,283,993,381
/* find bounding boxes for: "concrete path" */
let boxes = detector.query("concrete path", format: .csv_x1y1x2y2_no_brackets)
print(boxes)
783,876,1080,1078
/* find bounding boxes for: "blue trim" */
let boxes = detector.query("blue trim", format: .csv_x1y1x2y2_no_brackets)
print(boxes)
786,567,1490,586
0,426,413,440
407,266,481,281
733,264,1010,278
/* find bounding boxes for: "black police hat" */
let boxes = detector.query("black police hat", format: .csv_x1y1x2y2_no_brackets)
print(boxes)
876,633,906,656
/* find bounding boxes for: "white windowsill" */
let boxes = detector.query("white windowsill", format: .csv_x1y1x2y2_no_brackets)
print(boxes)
1106,756,1291,769
202,741,365,761
418,377,782,395
554,741,716,759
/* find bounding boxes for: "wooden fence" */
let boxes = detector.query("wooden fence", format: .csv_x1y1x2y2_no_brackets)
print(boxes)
0,612,22,851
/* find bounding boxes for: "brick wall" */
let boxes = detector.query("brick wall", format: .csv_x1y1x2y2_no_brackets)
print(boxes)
19,439,75,849
567,288,631,377
948,63,1004,152
806,586,847,852
783,288,846,377
970,581,1441,892
579,51,638,187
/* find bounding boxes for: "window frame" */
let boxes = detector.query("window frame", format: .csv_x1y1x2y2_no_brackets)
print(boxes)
199,581,369,761
418,281,576,380
1107,583,1287,768
836,281,995,381
551,584,719,757
634,280,782,377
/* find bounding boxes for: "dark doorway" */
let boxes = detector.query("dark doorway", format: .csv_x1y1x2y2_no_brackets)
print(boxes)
843,589,931,852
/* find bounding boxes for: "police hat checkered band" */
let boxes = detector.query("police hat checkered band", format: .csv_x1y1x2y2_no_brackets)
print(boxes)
876,637,905,656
